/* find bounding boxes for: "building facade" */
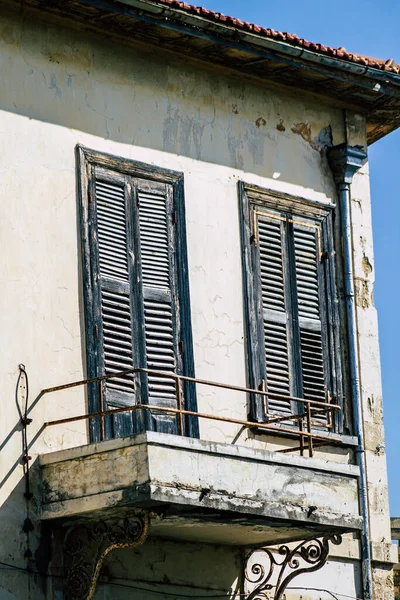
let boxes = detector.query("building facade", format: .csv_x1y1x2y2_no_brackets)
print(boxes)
0,1,399,599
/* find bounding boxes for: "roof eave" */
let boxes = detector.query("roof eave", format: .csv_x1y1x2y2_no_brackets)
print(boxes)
118,0,400,88
3,0,398,143
117,0,400,143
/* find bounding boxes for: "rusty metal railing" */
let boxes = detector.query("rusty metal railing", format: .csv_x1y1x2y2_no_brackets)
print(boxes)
41,368,342,458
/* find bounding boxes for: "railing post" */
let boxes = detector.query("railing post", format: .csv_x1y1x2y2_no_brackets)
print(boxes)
299,418,304,457
100,379,106,441
176,376,184,436
306,402,313,457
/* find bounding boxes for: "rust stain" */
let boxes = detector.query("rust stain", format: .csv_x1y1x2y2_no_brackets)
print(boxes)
255,116,266,128
276,118,286,132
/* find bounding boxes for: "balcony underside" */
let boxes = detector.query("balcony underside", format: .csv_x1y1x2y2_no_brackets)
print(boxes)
39,432,362,546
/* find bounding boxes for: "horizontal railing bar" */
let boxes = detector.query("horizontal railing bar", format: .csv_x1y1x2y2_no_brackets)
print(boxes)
43,406,324,434
45,403,342,444
265,410,334,425
45,406,335,436
41,367,340,411
278,440,337,453
41,372,135,394
265,412,308,425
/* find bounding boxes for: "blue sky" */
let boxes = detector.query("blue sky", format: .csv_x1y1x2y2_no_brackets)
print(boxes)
198,1,400,514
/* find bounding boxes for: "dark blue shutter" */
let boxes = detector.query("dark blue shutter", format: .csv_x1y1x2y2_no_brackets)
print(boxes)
256,214,329,421
257,214,292,416
80,148,198,441
92,168,136,438
137,181,180,434
293,223,328,425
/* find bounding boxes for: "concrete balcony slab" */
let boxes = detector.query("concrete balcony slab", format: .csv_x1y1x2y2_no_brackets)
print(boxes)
39,432,362,546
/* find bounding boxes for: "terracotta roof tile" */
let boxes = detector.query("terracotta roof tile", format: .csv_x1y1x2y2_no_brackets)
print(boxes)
152,0,400,73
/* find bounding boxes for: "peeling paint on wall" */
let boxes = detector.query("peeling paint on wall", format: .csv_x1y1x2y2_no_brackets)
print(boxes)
362,255,373,277
291,122,333,154
355,278,373,309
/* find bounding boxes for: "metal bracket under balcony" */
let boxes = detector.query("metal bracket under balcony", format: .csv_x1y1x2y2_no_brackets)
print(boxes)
47,509,343,600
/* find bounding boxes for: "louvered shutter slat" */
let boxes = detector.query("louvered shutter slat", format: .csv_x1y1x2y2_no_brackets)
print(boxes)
258,217,291,415
139,189,178,420
294,225,327,424
95,178,135,401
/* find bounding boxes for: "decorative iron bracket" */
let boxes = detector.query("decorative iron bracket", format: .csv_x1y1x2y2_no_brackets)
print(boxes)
245,534,342,600
62,512,151,600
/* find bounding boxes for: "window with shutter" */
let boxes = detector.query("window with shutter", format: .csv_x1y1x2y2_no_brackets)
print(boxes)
240,183,342,431
78,147,198,441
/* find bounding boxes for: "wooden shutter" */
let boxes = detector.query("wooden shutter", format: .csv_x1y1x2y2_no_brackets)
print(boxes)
252,209,330,424
257,214,292,416
80,148,198,441
240,184,339,430
91,168,136,438
137,180,180,434
293,223,328,424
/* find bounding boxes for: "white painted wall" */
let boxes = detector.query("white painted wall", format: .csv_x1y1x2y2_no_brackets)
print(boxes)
0,5,392,600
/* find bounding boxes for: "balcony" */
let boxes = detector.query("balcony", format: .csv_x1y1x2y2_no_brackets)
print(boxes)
30,368,362,600
37,368,361,545
40,429,361,546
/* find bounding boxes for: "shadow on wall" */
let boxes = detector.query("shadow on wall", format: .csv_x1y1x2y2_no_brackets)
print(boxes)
85,539,241,600
1,478,243,600
0,5,339,193
0,470,48,599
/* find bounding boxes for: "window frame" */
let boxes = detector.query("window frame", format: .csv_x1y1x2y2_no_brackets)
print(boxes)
239,182,343,434
77,145,199,441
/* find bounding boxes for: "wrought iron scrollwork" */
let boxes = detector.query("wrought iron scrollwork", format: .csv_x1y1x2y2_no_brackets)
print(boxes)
245,534,342,600
63,513,150,600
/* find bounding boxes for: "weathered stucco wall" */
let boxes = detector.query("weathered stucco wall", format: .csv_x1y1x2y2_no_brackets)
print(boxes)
0,5,393,600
